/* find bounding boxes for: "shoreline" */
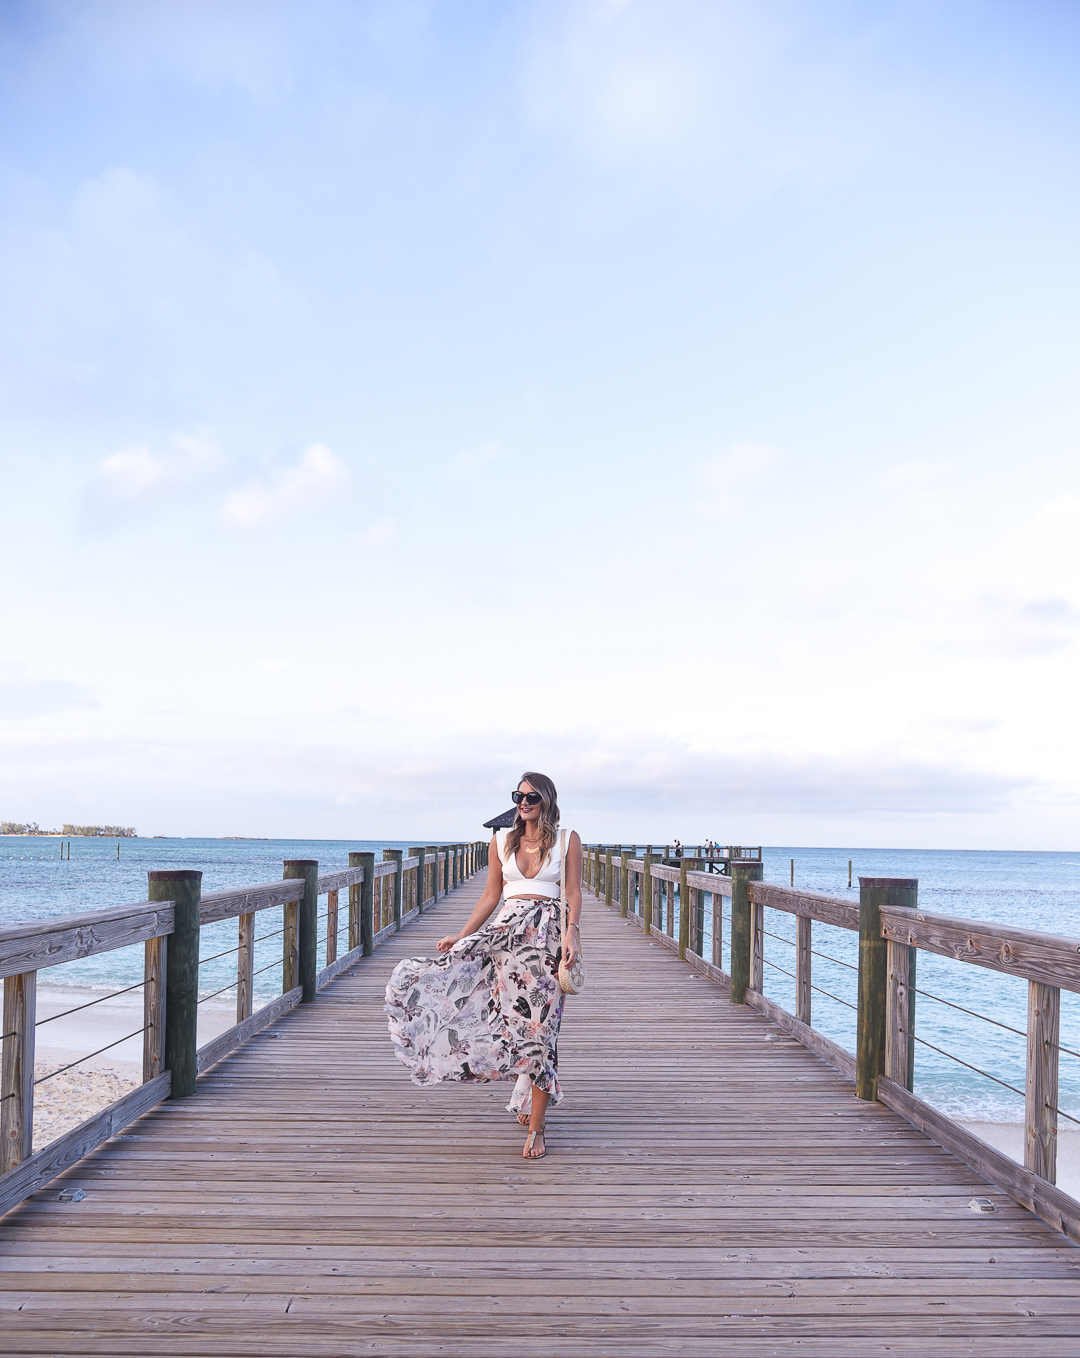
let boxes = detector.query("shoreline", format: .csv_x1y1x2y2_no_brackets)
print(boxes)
32,984,238,1147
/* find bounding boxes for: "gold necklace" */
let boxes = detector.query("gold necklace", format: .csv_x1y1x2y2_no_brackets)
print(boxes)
522,834,543,856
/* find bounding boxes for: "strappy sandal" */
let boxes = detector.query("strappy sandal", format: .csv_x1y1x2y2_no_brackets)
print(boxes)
517,1110,530,1127
522,1126,547,1159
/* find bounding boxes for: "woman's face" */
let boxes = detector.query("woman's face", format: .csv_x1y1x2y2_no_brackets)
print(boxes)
518,780,543,825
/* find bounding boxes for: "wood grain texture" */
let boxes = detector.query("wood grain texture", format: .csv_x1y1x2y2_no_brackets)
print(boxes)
0,1072,170,1219
200,880,305,926
0,902,174,979
0,972,35,1170
877,1076,1080,1246
750,883,859,932
143,936,165,1082
879,905,1080,993
2,873,1079,1355
685,869,732,896
195,988,303,1074
1026,981,1060,1183
314,866,366,896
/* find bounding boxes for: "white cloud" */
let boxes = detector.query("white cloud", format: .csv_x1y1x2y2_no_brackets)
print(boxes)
357,518,398,546
447,440,500,479
221,444,347,526
90,429,222,508
1024,494,1080,531
698,440,783,510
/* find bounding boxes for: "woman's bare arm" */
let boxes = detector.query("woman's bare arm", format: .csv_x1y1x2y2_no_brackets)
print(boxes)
437,835,504,952
562,831,583,966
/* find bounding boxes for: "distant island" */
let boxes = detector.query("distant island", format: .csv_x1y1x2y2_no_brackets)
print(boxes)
1,822,137,837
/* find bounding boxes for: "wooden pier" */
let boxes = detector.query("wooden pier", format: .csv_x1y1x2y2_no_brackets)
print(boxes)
3,871,1080,1354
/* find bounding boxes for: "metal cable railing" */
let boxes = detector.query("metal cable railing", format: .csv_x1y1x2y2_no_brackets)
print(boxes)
902,1026,1026,1101
911,984,1028,1040
197,981,238,1005
34,980,147,1027
34,1025,148,1087
761,955,856,1012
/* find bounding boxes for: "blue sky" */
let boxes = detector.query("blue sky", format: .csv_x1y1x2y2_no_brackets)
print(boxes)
2,0,1079,846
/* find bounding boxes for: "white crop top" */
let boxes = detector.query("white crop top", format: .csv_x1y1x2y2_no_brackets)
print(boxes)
496,827,569,900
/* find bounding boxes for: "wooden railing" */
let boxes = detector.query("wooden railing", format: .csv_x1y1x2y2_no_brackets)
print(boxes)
0,840,485,1217
583,843,1080,1246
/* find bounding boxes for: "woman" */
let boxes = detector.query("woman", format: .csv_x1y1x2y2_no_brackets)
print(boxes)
385,772,582,1160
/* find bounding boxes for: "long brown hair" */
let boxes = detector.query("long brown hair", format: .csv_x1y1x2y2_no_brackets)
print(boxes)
504,771,560,865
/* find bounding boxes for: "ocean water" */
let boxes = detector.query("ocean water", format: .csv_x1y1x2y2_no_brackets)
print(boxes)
3,837,1079,1123
634,845,1080,1123
0,835,415,1012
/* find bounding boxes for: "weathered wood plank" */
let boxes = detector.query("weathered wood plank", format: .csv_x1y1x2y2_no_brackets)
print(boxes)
880,904,1080,993
314,866,365,895
685,870,732,897
316,944,363,989
195,987,303,1074
142,936,165,1083
0,971,35,1170
1026,980,1060,1183
0,1072,171,1219
199,881,304,926
3,871,1079,1357
750,883,859,931
744,987,857,1082
877,1076,1080,1245
0,903,174,978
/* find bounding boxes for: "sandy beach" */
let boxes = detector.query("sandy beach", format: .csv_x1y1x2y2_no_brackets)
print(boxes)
959,1121,1080,1199
32,985,237,1148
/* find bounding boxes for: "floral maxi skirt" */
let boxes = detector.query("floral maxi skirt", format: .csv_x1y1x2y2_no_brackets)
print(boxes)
385,896,564,1114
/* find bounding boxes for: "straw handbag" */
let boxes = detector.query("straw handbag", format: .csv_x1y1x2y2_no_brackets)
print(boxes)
557,829,586,995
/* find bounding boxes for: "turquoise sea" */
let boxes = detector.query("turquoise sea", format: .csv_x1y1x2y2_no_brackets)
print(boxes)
2,836,1079,1123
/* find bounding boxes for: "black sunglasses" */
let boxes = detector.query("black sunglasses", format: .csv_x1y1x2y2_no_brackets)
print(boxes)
511,790,542,805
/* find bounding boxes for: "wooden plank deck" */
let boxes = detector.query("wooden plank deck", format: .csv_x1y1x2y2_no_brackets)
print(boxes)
2,876,1080,1356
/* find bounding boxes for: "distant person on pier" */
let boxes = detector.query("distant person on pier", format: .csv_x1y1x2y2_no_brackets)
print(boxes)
385,772,582,1161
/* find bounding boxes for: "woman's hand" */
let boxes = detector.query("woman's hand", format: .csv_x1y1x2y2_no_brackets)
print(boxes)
563,928,579,968
437,934,461,954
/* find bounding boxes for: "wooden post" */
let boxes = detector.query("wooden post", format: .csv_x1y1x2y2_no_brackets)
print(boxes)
236,912,254,1023
326,889,339,966
796,914,812,1026
729,861,762,1005
356,852,375,955
857,877,916,1102
1026,981,1060,1183
884,882,918,1092
695,883,705,957
284,860,319,1003
710,888,723,969
642,854,657,936
426,846,437,905
347,852,362,949
439,846,449,899
620,851,630,918
678,858,690,960
410,848,427,913
143,936,166,1080
149,869,201,1100
1,971,36,1170
790,858,794,887
282,899,299,993
751,893,764,992
383,849,404,930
